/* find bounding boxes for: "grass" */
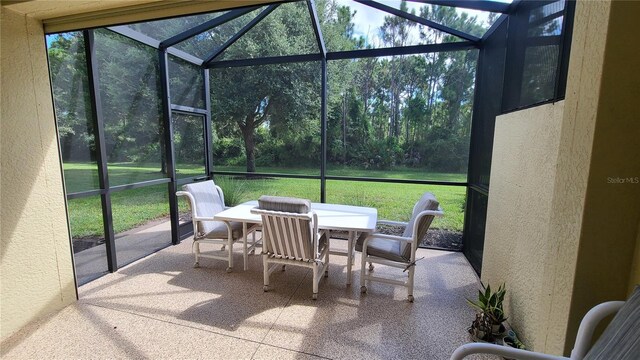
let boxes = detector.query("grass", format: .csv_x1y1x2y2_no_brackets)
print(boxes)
214,165,467,182
68,185,171,238
64,162,466,239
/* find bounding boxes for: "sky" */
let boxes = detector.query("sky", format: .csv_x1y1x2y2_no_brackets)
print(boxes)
46,0,513,49
337,0,507,47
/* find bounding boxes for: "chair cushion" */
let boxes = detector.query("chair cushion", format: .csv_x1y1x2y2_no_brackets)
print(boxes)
402,192,439,238
183,180,225,235
583,286,640,360
356,233,408,263
258,195,310,213
401,192,439,259
202,221,244,240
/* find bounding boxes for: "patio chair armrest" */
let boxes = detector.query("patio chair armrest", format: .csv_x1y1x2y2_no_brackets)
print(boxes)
377,220,408,227
364,233,413,245
570,300,625,359
176,190,201,219
418,209,444,218
192,216,217,222
176,190,192,202
450,342,568,360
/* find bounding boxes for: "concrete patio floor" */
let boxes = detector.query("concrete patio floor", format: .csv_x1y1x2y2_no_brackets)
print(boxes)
1,238,495,359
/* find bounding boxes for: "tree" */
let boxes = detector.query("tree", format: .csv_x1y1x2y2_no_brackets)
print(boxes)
48,32,96,162
48,0,490,176
380,0,416,138
210,2,321,173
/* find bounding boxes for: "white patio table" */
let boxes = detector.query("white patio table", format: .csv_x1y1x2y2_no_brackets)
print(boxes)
214,201,378,285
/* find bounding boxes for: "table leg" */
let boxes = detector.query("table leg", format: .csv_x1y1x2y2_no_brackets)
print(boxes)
243,222,248,271
347,230,355,286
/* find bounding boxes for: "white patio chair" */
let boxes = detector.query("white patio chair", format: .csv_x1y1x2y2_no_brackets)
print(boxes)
176,180,258,272
251,195,329,300
450,285,640,360
358,192,443,302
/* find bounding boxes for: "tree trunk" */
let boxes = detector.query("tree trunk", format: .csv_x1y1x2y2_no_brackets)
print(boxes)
342,93,347,163
61,136,73,161
241,124,256,173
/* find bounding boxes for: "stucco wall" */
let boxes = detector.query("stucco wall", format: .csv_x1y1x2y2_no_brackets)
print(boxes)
630,221,640,294
1,8,77,341
482,102,565,352
482,0,640,355
564,0,640,351
538,1,612,354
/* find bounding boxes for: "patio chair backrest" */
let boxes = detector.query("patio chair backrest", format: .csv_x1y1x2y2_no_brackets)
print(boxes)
583,286,640,360
182,180,225,235
401,192,439,259
256,195,315,261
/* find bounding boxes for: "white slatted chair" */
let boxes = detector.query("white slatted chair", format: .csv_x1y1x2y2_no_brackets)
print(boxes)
177,180,258,272
451,286,640,360
358,192,443,302
250,195,329,300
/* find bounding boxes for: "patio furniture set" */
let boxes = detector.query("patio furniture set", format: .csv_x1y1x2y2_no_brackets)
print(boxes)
177,180,442,301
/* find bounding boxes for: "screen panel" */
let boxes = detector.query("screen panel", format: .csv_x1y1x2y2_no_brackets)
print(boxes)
67,196,109,284
94,29,165,186
111,184,172,267
47,31,101,194
172,112,207,179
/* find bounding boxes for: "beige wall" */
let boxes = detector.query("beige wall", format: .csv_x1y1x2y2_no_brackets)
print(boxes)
539,0,611,354
482,102,565,352
1,8,77,340
630,221,640,294
565,0,640,352
482,0,640,355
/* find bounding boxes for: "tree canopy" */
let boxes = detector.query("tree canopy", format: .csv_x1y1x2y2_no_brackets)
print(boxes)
48,0,488,176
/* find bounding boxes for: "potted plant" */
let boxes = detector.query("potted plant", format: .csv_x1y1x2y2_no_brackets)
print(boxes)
466,283,507,342
503,330,526,350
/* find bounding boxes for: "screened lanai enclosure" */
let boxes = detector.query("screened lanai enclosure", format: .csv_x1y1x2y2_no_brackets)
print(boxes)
46,0,575,285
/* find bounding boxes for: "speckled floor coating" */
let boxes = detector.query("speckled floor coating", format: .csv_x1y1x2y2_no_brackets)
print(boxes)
1,238,499,360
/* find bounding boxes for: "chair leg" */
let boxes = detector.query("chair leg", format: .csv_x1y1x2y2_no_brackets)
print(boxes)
226,238,233,273
324,246,330,278
192,241,200,268
407,266,415,302
263,255,270,292
360,254,367,293
312,263,319,300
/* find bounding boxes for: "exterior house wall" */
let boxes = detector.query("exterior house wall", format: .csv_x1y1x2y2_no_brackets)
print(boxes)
482,102,565,352
482,0,640,355
630,221,640,293
564,0,640,352
1,7,77,340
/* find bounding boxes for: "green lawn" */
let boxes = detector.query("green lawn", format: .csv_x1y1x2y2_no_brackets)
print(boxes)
64,162,466,239
214,165,467,182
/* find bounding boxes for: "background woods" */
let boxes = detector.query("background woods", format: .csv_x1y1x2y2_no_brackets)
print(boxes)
49,0,487,176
